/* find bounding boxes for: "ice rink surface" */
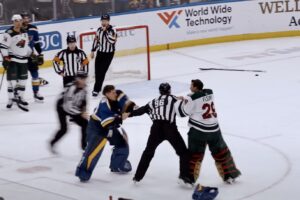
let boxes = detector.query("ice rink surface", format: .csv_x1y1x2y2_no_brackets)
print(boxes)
0,37,300,200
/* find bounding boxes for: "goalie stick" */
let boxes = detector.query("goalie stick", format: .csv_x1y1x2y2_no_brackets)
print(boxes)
199,67,266,73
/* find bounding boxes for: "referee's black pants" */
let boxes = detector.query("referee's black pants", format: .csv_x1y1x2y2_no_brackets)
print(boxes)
93,52,115,93
50,99,88,150
63,76,76,87
134,121,191,181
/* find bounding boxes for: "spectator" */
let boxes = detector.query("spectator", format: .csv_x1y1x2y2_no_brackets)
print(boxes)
71,0,90,18
91,0,111,16
115,0,129,13
129,0,142,10
59,0,74,19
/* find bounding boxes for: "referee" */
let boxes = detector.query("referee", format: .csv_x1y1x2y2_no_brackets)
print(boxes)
53,35,89,87
50,71,89,154
123,83,194,185
90,14,117,97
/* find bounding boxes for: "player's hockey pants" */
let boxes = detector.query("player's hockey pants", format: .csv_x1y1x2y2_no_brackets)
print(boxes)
6,62,28,100
28,57,40,94
188,128,241,181
50,101,88,150
93,52,114,93
134,121,192,181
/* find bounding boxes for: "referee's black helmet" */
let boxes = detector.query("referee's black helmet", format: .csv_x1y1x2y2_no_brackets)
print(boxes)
159,83,171,95
101,14,110,21
67,35,76,43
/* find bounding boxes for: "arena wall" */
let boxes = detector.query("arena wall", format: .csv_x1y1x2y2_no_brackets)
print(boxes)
1,0,300,72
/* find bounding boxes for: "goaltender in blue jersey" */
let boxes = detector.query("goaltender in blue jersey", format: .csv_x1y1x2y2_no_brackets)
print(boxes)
76,85,137,182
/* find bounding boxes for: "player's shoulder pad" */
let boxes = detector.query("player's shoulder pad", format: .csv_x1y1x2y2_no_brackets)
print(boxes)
99,98,112,111
28,24,38,29
5,27,14,35
191,91,208,100
203,88,213,95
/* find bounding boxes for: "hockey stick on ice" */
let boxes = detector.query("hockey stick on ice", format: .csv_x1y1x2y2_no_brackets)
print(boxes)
199,68,266,73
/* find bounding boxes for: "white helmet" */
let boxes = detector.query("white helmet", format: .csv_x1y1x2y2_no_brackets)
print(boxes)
11,14,22,21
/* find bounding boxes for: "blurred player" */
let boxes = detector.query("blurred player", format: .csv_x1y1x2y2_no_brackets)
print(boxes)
90,14,117,97
53,35,89,87
75,85,136,182
21,12,45,102
177,79,241,184
123,83,194,185
0,14,32,111
50,71,89,153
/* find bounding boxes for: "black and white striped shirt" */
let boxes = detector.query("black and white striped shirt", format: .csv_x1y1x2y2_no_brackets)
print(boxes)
91,25,117,53
130,95,178,124
53,47,89,76
59,83,87,115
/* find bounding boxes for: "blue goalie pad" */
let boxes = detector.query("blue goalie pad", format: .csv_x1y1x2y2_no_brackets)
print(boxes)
110,147,132,173
192,184,219,200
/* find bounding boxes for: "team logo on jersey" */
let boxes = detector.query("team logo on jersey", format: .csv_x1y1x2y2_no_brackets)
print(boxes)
16,39,26,48
157,10,183,29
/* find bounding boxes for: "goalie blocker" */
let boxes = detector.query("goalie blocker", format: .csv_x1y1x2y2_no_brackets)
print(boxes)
76,86,136,182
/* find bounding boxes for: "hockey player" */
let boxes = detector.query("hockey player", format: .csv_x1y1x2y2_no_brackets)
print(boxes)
75,85,136,182
49,71,89,153
123,83,194,185
53,35,89,87
0,14,32,111
21,12,45,102
176,79,241,183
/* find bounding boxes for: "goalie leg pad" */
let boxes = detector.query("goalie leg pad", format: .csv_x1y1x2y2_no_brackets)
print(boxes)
75,119,107,181
212,147,241,181
110,146,132,173
189,153,204,182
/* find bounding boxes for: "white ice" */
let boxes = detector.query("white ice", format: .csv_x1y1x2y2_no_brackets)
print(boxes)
0,37,300,200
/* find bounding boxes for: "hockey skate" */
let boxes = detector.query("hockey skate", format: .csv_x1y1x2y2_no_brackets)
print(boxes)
49,143,58,155
178,174,195,187
6,99,14,109
34,93,44,103
12,96,29,112
224,170,241,184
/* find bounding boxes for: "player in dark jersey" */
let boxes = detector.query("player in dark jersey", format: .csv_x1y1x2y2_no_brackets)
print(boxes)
22,12,45,102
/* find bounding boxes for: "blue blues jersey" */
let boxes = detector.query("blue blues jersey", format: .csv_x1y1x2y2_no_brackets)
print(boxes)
92,97,122,130
116,90,136,113
91,90,136,130
23,24,42,54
